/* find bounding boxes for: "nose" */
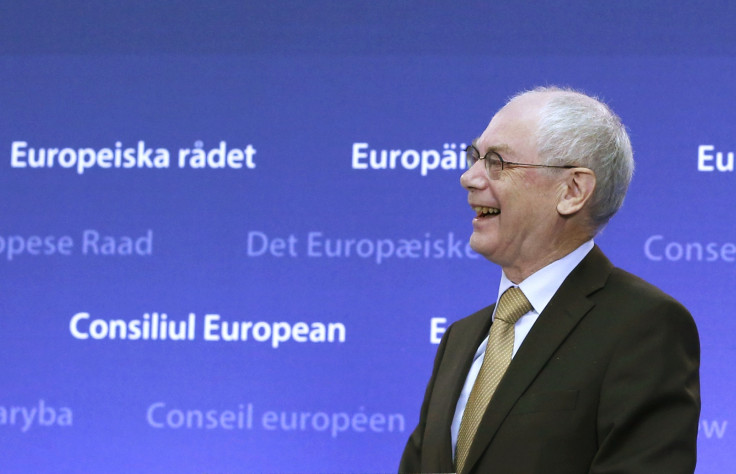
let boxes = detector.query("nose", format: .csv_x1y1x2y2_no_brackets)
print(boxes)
461,160,488,191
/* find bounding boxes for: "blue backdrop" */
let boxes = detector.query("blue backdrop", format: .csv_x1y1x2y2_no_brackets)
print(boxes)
1,2,734,472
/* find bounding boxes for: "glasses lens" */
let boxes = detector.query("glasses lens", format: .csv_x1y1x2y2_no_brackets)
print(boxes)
485,152,503,178
465,146,479,169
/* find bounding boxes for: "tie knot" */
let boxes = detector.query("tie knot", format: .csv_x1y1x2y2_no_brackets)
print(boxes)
495,287,532,325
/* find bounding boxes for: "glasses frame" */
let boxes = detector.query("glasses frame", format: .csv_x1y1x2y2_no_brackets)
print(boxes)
465,145,578,178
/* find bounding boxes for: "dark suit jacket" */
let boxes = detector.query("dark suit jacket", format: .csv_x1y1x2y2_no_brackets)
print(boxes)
400,246,700,474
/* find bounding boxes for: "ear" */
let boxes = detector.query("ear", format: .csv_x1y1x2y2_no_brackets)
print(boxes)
557,168,596,216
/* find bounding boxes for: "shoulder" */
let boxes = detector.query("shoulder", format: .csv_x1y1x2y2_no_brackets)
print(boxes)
577,246,694,327
603,266,692,318
590,265,699,350
556,246,698,350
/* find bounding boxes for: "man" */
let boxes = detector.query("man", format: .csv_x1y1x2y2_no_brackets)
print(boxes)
400,87,700,473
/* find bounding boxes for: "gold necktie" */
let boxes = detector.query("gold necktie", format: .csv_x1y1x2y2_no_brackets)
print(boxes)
455,287,532,473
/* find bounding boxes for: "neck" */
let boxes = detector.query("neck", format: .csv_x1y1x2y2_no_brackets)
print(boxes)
501,235,590,284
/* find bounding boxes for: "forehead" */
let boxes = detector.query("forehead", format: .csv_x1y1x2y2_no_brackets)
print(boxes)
475,93,550,159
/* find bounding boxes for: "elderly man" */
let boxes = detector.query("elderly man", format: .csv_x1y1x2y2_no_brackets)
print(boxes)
400,87,700,473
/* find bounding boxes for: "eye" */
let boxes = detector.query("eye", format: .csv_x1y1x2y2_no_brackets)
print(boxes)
485,154,501,168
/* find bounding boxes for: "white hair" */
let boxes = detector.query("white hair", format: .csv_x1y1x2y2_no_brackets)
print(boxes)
515,86,634,231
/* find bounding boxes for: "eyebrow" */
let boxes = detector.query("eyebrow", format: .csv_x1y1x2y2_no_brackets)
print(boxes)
471,139,512,155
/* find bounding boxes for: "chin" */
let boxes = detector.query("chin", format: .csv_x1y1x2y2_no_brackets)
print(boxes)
469,235,497,262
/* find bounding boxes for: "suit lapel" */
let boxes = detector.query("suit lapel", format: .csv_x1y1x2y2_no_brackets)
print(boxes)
422,304,495,471
463,246,613,473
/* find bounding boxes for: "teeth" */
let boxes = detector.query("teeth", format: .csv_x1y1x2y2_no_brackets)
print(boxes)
473,206,500,216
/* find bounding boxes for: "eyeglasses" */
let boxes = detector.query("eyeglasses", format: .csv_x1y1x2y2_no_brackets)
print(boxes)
465,145,578,179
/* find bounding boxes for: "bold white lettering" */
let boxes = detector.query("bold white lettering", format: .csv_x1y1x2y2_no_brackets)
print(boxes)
252,322,271,342
70,312,90,339
292,322,309,342
11,141,28,168
203,314,221,341
401,149,420,169
430,317,447,344
352,143,368,169
244,144,256,169
89,319,108,339
420,150,440,176
327,323,346,342
698,145,714,171
272,322,291,348
716,151,734,171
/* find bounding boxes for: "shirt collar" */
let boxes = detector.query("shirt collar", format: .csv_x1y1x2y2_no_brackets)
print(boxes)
496,240,594,316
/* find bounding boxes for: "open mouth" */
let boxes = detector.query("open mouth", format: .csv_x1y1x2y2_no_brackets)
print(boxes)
473,206,500,218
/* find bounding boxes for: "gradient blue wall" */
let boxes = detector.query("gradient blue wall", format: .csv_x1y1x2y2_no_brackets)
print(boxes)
1,2,734,472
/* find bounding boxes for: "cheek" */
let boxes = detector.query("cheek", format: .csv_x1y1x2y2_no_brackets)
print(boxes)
525,177,562,212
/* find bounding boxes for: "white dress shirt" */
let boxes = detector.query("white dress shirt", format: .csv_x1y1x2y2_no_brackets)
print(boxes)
450,240,594,457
